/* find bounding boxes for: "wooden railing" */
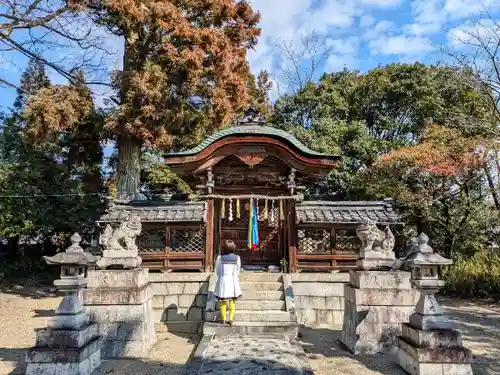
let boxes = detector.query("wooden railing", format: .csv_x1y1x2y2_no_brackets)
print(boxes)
294,226,359,272
137,223,206,272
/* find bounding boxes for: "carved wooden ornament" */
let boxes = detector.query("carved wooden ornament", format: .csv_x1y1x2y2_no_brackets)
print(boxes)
236,153,266,168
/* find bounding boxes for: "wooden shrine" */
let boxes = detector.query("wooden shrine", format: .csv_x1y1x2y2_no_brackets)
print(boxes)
97,110,402,272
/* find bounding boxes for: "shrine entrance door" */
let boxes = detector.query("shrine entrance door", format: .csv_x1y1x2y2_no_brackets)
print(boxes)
214,200,284,268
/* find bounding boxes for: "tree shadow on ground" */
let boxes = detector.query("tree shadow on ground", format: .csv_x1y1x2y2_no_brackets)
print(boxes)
0,278,56,299
0,347,25,375
297,298,500,375
0,329,201,375
297,327,408,375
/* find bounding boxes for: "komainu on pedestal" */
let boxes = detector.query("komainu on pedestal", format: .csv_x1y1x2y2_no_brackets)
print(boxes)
340,220,419,355
96,214,142,269
396,233,473,375
84,214,157,358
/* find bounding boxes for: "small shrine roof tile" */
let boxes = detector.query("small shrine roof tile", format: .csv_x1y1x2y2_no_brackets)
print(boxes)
98,201,206,223
296,200,401,224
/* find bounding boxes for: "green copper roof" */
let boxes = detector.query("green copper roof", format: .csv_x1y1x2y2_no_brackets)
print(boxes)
167,125,335,158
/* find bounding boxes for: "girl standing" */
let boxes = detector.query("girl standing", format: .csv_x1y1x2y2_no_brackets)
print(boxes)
214,240,242,325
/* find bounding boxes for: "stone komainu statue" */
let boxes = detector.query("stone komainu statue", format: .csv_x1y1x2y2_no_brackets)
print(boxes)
356,219,395,253
100,216,142,252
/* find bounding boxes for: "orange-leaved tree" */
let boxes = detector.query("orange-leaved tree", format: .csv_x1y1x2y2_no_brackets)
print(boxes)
359,124,494,254
24,0,261,200
379,124,487,177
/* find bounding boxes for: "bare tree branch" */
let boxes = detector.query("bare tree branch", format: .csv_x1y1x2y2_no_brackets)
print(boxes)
0,0,117,99
274,30,332,93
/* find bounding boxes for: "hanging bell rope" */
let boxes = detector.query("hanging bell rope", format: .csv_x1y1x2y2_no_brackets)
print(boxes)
279,200,285,221
270,200,275,224
263,199,268,220
229,198,233,222
221,198,226,219
236,198,241,218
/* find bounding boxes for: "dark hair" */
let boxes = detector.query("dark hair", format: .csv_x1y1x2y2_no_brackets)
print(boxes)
221,240,236,255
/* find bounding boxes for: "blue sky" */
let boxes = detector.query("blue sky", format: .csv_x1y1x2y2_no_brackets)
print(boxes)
1,0,499,109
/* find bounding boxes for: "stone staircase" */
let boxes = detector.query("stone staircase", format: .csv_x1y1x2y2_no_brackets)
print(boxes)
203,272,298,338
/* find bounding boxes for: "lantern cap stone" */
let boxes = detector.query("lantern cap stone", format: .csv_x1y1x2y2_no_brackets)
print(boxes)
43,232,97,266
405,232,453,267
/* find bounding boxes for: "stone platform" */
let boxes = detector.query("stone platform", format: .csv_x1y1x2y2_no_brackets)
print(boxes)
186,334,314,375
83,268,157,358
341,270,419,354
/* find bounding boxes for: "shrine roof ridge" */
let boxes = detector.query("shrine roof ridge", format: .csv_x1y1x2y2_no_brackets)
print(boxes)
166,124,338,159
296,199,401,225
98,200,206,223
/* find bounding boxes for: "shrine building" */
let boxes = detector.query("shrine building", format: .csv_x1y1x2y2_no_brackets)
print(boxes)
97,113,402,273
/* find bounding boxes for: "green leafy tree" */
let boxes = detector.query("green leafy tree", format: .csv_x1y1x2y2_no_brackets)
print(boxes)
272,63,496,198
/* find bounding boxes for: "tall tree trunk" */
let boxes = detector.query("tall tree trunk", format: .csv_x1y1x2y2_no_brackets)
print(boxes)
116,37,142,201
116,135,142,201
484,166,500,210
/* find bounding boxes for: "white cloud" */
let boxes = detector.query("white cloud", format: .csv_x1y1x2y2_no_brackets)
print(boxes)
363,20,396,40
359,14,375,28
405,0,500,37
325,54,356,71
359,0,402,6
447,18,500,48
326,38,360,55
369,35,434,55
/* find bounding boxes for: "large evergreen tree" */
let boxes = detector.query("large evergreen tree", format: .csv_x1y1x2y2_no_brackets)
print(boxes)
23,0,261,200
0,61,103,243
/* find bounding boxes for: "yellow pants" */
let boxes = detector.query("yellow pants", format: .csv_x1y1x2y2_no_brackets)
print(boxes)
219,299,236,321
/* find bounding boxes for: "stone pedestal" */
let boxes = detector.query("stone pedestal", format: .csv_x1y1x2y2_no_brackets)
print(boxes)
83,268,157,358
397,293,473,375
340,270,419,354
96,249,142,269
26,296,102,375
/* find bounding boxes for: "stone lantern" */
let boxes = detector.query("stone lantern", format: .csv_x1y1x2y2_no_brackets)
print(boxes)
25,233,102,375
405,233,453,330
396,233,473,375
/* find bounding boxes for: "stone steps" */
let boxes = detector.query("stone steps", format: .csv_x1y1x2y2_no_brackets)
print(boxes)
240,281,283,291
203,272,298,339
233,300,286,311
214,299,285,311
238,272,282,282
206,309,293,322
203,321,299,338
239,290,284,300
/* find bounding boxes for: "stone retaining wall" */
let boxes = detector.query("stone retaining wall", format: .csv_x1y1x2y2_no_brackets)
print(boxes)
291,273,349,327
148,273,210,334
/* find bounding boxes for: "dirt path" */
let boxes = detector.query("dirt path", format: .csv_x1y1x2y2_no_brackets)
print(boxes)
0,284,499,375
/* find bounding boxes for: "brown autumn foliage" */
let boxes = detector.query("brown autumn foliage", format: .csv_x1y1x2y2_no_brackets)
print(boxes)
25,0,262,148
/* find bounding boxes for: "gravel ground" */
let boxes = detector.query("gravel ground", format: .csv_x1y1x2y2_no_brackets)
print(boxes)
1,282,499,375
299,297,500,375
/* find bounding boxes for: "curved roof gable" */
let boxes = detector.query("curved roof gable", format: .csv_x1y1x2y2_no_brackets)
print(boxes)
167,125,336,158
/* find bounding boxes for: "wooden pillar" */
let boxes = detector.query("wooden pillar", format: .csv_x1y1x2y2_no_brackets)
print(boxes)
288,200,298,273
204,199,215,272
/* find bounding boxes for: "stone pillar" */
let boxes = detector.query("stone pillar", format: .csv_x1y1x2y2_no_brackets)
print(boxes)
26,233,101,375
83,216,157,358
396,233,473,375
340,220,419,354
